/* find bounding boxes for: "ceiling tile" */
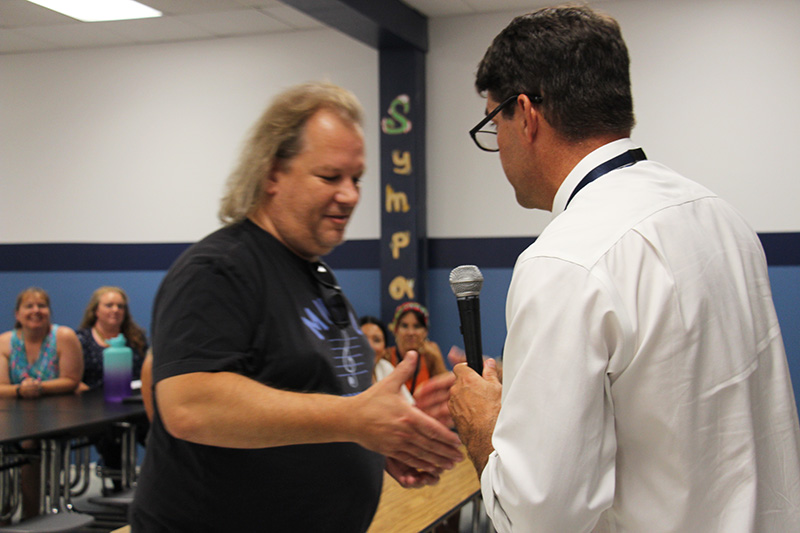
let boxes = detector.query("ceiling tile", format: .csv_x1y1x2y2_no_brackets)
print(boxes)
178,9,293,36
257,5,325,30
12,23,134,49
96,16,216,43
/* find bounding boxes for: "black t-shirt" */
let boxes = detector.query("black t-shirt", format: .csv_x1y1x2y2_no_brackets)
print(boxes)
130,220,384,532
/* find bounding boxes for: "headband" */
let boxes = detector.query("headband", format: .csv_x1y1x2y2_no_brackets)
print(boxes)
390,301,429,332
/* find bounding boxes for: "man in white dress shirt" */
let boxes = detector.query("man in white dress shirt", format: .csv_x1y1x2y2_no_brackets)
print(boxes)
449,5,800,532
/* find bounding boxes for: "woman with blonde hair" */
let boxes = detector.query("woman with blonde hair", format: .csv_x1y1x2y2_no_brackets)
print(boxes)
0,287,83,398
76,286,149,494
0,287,83,517
76,286,148,391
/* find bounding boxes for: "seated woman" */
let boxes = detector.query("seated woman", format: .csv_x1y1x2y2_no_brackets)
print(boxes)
0,287,83,398
0,287,83,518
359,316,413,403
387,302,448,395
76,286,148,392
75,286,149,493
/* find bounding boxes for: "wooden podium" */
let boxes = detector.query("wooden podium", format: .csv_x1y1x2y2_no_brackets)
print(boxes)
367,449,482,533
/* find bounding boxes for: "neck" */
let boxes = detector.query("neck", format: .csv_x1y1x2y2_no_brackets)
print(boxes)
538,133,627,210
94,323,119,340
21,326,47,343
247,211,320,262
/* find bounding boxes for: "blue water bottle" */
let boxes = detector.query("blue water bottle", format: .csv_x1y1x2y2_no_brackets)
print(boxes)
103,334,132,402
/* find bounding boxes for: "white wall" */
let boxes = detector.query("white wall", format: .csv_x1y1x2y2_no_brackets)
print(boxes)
1,0,799,245
426,0,800,238
0,29,380,243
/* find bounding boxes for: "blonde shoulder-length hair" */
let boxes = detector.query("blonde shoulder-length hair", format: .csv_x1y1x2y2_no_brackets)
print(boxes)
13,287,51,329
79,286,148,355
218,81,364,225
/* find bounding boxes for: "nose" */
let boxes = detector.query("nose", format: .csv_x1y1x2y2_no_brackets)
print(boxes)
335,178,360,207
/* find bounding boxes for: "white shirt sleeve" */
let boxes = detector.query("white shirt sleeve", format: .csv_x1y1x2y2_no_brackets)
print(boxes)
482,255,623,532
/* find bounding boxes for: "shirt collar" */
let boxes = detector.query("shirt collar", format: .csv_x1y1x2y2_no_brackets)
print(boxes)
551,138,638,216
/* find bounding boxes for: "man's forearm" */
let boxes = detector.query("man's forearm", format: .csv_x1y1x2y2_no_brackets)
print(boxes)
156,371,353,449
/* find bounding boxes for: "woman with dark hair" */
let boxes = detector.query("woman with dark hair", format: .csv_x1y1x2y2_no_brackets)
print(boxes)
386,302,448,395
359,315,412,403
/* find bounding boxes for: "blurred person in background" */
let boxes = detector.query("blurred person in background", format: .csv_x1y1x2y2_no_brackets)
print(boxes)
76,286,150,493
76,286,148,392
386,302,448,395
0,287,83,518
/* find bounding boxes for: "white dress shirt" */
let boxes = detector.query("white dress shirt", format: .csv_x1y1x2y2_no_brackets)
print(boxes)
483,138,800,532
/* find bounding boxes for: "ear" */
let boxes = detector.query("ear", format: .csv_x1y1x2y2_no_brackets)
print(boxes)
263,163,281,195
517,94,539,145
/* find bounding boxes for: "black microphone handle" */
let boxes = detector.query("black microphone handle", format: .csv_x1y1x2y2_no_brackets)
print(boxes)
456,295,483,373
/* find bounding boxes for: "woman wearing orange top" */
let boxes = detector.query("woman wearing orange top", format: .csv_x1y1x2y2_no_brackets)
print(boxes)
386,302,447,395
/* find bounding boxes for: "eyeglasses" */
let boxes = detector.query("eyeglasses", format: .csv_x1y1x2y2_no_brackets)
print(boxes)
310,262,350,328
469,94,543,152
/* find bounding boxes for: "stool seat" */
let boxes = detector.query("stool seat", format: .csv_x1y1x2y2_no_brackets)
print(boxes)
0,511,94,533
88,486,135,508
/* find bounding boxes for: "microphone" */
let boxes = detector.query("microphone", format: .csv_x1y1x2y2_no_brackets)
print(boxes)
449,265,484,373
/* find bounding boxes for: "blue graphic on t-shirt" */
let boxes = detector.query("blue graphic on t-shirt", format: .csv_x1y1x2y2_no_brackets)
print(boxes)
302,297,368,392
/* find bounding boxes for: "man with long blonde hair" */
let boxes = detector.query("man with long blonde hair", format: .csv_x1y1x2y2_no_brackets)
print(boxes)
131,82,462,532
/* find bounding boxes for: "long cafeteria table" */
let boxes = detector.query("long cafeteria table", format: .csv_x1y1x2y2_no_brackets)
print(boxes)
0,390,146,532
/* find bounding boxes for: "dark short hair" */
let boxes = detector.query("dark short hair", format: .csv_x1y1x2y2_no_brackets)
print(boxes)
359,316,389,345
476,5,635,142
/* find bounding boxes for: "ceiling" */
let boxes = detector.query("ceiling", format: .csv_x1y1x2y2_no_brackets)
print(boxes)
0,0,543,55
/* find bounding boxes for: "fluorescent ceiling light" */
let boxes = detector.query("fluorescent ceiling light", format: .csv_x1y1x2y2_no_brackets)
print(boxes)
26,0,162,22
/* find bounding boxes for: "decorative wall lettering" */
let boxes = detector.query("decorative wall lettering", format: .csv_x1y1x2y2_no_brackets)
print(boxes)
389,275,415,300
392,150,412,175
380,94,412,135
390,231,410,259
385,184,410,213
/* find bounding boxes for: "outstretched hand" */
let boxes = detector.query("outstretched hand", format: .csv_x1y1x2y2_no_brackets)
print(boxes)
385,456,442,488
413,371,455,428
352,351,463,475
449,358,502,474
447,345,467,367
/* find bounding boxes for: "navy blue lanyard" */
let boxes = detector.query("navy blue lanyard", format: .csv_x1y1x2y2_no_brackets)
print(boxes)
565,148,647,208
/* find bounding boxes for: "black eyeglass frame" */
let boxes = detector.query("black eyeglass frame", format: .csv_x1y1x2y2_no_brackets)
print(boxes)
469,94,544,152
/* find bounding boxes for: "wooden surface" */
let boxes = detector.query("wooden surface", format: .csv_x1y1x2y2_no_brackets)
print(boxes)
367,450,481,533
112,448,481,533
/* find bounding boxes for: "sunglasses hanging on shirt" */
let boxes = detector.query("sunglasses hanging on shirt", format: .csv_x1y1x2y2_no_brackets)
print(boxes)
310,262,350,329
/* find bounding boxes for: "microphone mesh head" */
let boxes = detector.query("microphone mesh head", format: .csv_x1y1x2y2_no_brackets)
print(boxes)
449,265,484,297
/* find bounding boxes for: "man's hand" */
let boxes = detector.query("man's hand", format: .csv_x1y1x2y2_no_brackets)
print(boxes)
449,358,502,474
385,456,442,488
448,345,503,382
351,352,463,475
413,371,455,428
447,345,467,367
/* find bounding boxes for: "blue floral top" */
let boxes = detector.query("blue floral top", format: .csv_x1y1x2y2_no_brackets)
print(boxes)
9,324,60,384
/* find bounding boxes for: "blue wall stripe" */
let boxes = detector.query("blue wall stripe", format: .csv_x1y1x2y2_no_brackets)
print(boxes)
757,233,800,266
1,232,798,271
